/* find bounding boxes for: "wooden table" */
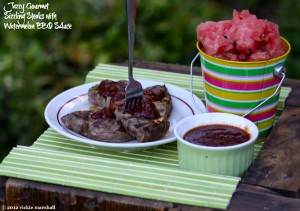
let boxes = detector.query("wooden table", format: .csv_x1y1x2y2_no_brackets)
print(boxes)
1,61,300,211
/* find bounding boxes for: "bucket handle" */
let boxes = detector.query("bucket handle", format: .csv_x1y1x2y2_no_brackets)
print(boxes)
242,64,286,117
190,52,206,113
189,52,286,117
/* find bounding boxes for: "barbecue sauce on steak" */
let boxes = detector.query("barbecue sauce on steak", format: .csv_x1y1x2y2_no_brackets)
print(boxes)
96,80,167,120
81,79,172,142
126,100,160,120
91,107,114,119
98,80,127,102
124,85,169,120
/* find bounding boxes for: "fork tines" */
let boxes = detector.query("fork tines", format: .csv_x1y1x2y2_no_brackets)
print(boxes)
124,82,143,111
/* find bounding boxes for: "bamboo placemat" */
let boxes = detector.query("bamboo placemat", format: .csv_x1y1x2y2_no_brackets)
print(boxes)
0,130,240,209
0,64,291,209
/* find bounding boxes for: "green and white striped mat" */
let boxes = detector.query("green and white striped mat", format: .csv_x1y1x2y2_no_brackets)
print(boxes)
0,64,291,210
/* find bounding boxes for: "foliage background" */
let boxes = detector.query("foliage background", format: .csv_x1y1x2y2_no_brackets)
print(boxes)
1,0,299,161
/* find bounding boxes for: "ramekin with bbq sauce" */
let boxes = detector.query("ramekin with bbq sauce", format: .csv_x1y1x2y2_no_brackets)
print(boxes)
175,113,258,177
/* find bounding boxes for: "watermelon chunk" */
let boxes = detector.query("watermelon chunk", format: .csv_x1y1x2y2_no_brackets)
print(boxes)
196,20,232,55
196,9,286,61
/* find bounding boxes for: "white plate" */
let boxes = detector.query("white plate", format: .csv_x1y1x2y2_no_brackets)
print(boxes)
44,80,205,152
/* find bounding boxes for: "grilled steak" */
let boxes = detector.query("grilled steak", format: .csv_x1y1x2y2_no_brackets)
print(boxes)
61,80,172,143
61,108,133,142
143,85,172,120
88,80,128,109
114,85,172,142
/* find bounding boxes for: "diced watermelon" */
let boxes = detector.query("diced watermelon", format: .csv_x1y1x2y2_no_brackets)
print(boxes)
248,51,270,61
196,20,232,55
196,9,286,61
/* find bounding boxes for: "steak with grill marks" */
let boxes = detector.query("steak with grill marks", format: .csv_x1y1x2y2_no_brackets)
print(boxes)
88,80,128,109
61,107,133,142
113,84,172,142
61,80,172,143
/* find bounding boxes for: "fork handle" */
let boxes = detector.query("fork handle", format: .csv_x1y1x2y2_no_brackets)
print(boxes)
126,0,136,80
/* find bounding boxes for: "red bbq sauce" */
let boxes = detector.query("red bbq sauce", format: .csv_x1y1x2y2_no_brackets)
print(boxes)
97,80,164,120
126,85,166,120
91,107,115,119
183,124,250,147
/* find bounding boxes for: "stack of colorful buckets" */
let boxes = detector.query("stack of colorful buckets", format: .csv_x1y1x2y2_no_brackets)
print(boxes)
192,37,291,141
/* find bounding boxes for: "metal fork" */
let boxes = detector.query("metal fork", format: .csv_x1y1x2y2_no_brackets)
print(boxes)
124,0,143,111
